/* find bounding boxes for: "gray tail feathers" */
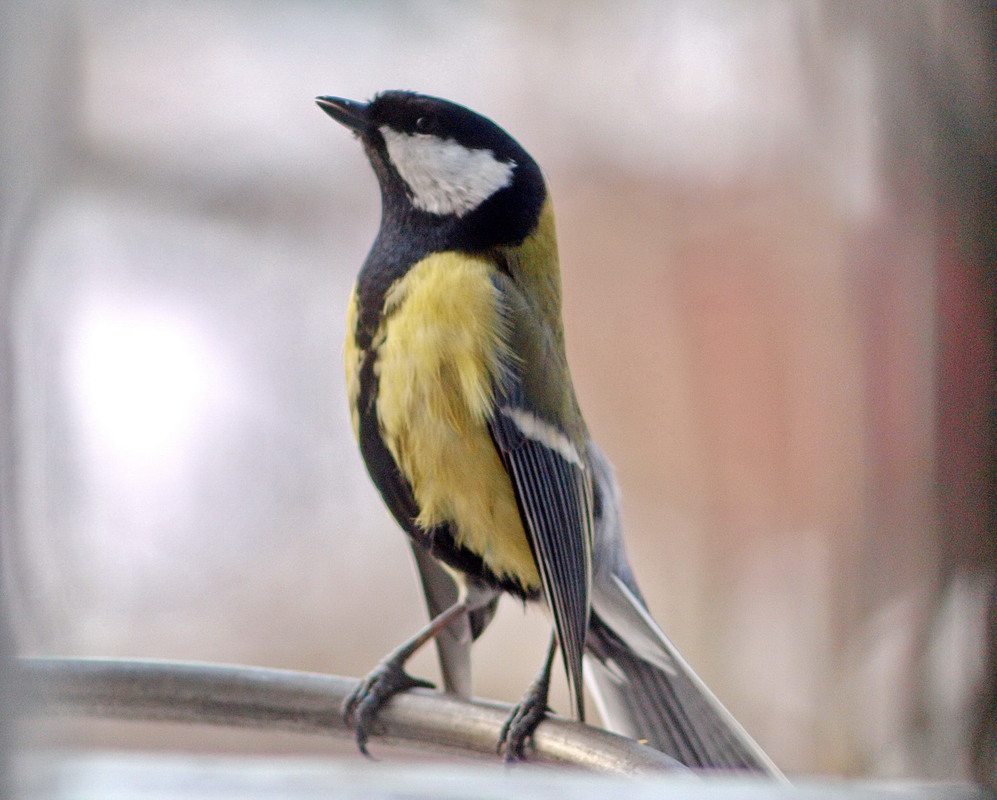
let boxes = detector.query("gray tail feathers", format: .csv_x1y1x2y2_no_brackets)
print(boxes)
585,440,781,775
585,610,777,773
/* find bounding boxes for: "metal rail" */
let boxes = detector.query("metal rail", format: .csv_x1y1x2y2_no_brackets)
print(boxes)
18,657,685,775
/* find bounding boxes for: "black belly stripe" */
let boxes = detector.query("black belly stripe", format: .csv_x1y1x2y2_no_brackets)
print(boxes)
355,349,422,537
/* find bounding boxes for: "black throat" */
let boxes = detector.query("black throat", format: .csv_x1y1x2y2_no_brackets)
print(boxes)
352,145,546,351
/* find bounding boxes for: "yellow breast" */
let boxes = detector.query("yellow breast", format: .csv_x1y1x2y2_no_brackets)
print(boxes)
361,252,540,592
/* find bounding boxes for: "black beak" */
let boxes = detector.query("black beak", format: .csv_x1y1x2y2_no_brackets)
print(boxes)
316,96,369,133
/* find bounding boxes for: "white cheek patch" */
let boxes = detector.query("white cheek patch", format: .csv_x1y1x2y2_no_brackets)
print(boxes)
380,126,515,217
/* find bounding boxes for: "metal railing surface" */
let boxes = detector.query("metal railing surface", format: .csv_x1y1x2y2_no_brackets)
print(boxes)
18,657,686,775
17,657,994,798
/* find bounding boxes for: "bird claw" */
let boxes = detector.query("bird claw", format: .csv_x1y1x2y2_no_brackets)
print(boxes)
343,659,435,757
497,679,552,762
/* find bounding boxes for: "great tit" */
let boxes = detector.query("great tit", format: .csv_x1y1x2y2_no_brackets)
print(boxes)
317,90,779,773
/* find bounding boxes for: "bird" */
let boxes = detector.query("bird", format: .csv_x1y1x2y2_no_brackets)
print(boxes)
316,90,780,774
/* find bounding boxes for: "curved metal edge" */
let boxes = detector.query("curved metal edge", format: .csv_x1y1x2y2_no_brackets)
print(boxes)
17,657,689,776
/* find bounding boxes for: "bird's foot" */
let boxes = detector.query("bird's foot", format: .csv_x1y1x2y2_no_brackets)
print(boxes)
497,671,552,762
343,659,435,757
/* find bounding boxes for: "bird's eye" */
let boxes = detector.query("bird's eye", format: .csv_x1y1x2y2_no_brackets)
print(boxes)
414,116,434,133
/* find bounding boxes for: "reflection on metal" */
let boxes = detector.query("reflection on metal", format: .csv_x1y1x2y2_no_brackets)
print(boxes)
21,657,686,775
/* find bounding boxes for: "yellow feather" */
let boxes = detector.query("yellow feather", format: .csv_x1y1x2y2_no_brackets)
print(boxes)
343,284,361,438
373,252,540,591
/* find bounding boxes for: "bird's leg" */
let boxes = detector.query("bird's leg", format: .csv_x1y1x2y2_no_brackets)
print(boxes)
498,631,558,762
344,598,469,757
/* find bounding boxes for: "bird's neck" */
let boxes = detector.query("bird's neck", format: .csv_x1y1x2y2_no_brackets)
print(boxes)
496,198,564,337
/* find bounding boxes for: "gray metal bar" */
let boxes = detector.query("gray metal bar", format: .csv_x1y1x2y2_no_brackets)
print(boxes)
18,657,686,775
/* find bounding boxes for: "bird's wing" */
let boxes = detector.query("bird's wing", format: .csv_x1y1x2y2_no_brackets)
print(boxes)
487,273,593,719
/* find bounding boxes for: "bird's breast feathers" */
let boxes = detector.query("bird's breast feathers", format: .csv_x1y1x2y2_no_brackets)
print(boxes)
350,252,541,591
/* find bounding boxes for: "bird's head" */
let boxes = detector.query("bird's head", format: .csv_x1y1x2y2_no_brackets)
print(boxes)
317,91,546,250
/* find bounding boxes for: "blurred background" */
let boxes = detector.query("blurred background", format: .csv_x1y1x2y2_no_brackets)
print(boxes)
2,0,994,782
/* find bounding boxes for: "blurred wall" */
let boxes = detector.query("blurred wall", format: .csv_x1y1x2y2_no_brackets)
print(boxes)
2,0,994,779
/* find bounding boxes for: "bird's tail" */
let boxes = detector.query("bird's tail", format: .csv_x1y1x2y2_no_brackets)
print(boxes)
585,602,778,773
585,441,782,775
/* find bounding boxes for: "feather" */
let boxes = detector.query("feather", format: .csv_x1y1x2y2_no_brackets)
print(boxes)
489,333,593,721
585,442,783,775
